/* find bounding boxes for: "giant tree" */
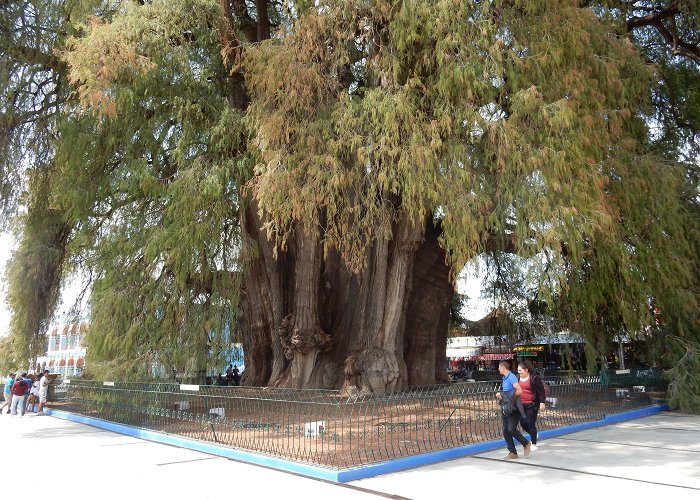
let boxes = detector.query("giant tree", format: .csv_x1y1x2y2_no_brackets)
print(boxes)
2,1,698,400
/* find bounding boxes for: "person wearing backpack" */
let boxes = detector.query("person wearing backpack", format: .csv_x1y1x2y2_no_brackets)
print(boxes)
517,359,546,451
496,360,531,460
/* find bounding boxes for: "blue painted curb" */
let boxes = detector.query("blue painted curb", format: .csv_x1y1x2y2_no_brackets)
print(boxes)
45,408,341,481
46,403,668,483
335,403,670,482
535,404,670,441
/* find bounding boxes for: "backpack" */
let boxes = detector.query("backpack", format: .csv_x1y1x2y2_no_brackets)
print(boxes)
534,374,550,399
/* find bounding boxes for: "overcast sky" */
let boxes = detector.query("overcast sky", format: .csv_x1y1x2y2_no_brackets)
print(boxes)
0,231,16,336
0,231,87,337
0,231,491,337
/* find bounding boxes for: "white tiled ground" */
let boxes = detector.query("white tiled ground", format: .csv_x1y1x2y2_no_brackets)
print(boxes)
3,410,699,499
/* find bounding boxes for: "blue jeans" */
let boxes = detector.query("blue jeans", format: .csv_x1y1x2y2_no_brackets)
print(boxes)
11,395,26,416
1,393,10,413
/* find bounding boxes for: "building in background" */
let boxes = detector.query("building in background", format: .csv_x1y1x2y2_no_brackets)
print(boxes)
36,321,87,377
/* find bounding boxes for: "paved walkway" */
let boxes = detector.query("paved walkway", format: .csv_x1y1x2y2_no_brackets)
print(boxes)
3,411,699,499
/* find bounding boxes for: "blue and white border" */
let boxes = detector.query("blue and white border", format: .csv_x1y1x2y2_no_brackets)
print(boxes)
46,403,669,483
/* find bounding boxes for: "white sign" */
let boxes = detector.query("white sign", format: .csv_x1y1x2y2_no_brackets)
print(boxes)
180,384,200,392
64,380,71,384
209,407,225,418
175,401,190,411
103,381,115,387
304,420,325,438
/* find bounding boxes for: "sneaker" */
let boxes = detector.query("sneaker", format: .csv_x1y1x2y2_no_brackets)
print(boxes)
524,442,531,456
504,452,518,460
530,444,538,451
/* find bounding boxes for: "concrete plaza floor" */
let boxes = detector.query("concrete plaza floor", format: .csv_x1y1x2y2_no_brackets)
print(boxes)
2,410,699,499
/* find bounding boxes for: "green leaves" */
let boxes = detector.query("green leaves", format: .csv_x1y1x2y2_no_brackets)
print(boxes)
243,1,698,392
2,0,697,391
43,0,248,374
245,0,656,272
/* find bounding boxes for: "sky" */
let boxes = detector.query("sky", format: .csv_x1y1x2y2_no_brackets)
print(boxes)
0,231,87,337
0,231,15,336
0,231,492,337
457,263,492,320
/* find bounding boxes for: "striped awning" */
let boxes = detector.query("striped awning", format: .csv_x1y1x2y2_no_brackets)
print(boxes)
479,353,512,361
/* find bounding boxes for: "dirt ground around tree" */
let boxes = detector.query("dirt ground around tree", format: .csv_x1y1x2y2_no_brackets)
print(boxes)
52,385,663,468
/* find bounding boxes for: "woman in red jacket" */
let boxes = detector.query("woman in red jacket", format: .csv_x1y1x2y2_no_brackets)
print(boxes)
517,359,546,450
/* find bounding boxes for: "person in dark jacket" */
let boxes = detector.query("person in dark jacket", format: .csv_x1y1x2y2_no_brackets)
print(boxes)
496,360,531,459
517,359,546,450
232,365,240,386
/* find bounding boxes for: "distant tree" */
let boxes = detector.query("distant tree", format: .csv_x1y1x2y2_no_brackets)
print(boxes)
449,293,469,332
0,335,22,375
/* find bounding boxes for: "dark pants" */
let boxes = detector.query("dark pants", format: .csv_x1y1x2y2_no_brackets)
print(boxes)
520,404,539,444
502,412,529,454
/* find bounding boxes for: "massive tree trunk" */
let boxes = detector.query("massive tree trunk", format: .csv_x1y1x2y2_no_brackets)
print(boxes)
240,200,453,393
229,1,453,393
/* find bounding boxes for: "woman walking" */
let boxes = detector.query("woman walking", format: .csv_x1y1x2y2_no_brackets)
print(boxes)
496,360,531,459
517,359,546,450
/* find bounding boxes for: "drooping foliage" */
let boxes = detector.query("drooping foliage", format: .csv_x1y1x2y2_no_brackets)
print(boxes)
247,1,648,268
1,0,86,363
245,0,697,378
0,1,698,404
602,0,700,162
59,0,252,377
4,170,71,366
549,1,700,407
1,0,252,378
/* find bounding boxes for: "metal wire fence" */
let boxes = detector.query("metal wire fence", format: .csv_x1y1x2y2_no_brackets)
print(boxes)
49,369,665,469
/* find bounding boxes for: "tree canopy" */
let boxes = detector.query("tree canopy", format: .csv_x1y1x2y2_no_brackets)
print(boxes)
1,0,698,406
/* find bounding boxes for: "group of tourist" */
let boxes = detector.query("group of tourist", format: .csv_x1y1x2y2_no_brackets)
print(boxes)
216,364,241,386
496,359,547,460
1,370,51,417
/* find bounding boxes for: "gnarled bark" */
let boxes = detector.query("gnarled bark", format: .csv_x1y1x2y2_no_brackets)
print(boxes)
240,204,454,393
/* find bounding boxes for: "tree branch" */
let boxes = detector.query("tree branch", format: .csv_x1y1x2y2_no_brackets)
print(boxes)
626,3,700,63
5,43,68,73
626,5,678,30
230,0,259,43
